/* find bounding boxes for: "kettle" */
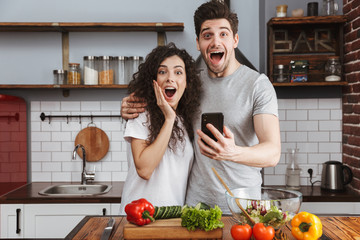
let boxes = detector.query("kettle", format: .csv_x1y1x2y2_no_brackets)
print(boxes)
321,161,353,191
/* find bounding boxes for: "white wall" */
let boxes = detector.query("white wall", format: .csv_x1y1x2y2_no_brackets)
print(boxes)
0,0,260,84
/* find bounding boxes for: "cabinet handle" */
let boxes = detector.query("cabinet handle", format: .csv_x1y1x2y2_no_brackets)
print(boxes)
16,208,21,234
102,208,106,216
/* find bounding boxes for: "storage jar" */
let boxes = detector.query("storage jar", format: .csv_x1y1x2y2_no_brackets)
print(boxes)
98,56,114,85
67,63,81,85
325,56,341,81
53,69,67,85
83,56,98,85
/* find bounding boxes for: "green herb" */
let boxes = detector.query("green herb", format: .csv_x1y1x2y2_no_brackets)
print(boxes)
180,204,224,231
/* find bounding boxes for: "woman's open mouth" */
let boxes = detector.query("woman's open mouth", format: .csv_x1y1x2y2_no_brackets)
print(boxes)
165,87,176,98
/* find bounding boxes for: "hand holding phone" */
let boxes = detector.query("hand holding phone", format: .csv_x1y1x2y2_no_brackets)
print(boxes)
201,112,224,142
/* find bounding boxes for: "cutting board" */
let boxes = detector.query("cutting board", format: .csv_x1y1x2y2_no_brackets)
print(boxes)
123,218,223,240
74,126,109,161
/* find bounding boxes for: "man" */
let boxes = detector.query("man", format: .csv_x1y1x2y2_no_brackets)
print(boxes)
121,1,280,214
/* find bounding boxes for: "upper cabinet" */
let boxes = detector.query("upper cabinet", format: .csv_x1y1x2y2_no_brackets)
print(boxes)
0,22,184,89
267,16,347,86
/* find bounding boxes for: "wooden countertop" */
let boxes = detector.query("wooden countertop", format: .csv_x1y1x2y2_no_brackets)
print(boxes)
1,182,359,204
65,215,360,240
0,182,123,204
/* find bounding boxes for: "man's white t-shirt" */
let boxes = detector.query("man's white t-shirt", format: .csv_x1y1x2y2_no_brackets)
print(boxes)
119,111,194,215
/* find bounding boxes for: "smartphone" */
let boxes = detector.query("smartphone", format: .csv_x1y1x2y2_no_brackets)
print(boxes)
201,112,224,142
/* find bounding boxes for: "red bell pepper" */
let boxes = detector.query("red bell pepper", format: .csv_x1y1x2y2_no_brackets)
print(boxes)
125,198,155,226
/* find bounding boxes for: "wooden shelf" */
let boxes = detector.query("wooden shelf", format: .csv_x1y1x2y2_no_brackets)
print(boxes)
268,15,347,26
0,22,184,89
273,81,347,87
0,22,184,32
0,84,128,89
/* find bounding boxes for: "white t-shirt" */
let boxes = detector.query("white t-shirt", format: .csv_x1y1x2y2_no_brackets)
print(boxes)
119,111,194,215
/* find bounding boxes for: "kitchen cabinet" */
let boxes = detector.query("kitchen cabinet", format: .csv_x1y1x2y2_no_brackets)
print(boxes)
0,204,23,239
0,22,184,90
267,16,347,87
0,203,111,238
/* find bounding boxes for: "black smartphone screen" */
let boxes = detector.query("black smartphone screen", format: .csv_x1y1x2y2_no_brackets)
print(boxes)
201,112,224,142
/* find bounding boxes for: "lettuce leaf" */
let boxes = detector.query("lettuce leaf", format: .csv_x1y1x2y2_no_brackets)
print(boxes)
181,205,224,231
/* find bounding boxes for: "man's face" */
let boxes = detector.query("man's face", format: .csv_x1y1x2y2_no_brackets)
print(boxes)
196,18,239,78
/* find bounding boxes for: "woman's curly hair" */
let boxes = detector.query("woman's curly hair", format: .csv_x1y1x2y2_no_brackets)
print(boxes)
128,43,202,150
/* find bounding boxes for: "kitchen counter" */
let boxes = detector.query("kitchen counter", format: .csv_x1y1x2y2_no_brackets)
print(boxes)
0,182,123,204
266,185,360,202
1,182,359,204
66,215,360,240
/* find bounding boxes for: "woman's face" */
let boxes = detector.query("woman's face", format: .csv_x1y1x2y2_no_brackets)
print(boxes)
156,55,187,109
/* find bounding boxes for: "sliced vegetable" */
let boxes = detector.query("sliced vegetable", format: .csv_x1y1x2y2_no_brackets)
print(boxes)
252,223,275,240
125,198,155,226
291,212,322,240
181,204,224,231
153,205,182,219
230,223,252,240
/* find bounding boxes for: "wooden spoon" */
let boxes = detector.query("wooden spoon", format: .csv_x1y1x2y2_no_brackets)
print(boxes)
212,167,255,225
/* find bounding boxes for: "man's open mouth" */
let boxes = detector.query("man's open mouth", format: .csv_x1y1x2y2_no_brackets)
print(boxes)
210,51,224,64
165,87,176,98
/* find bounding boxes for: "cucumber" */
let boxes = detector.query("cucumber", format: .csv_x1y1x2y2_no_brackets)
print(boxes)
153,202,210,220
154,205,182,219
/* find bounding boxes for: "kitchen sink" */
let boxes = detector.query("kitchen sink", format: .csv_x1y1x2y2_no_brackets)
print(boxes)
38,184,112,196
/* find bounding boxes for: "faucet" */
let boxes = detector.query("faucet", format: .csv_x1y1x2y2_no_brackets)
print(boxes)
73,144,95,185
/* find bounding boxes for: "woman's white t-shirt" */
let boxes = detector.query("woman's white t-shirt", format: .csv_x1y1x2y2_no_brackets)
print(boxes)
119,111,194,215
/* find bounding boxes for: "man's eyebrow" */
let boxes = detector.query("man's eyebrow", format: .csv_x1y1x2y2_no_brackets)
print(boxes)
200,26,231,34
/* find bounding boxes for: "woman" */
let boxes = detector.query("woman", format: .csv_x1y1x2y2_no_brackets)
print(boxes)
119,43,202,215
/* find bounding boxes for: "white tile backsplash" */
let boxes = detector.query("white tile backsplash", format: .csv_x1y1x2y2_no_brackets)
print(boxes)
31,100,126,182
31,99,342,186
267,98,343,186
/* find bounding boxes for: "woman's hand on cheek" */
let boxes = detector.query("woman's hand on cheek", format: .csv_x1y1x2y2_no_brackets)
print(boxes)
153,80,176,120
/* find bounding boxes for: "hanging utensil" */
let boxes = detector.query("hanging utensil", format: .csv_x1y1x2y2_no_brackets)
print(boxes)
74,123,109,162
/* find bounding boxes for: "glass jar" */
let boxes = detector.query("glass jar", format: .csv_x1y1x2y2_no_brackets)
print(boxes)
113,56,126,84
286,148,301,190
67,63,81,85
322,0,338,16
83,56,98,85
325,56,341,82
276,5,288,17
127,56,143,83
53,69,67,85
98,56,114,85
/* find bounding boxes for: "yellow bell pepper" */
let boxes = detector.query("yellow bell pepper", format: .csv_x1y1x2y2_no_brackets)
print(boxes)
291,212,322,240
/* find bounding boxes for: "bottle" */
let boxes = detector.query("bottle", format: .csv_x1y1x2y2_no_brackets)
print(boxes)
286,148,301,190
325,56,341,82
67,63,81,85
98,56,114,85
83,56,98,85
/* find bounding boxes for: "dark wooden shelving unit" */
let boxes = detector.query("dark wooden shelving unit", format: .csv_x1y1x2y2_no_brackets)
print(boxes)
267,15,347,87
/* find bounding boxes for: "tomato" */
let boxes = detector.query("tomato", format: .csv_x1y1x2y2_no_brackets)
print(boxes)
230,223,252,240
252,223,275,240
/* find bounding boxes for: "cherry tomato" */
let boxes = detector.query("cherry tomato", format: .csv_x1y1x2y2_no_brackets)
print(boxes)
252,223,275,240
230,224,252,240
